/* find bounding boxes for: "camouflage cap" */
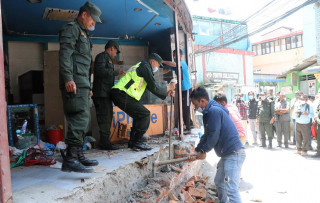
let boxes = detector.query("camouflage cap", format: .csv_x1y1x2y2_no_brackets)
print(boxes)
149,53,163,68
83,1,102,23
105,40,120,53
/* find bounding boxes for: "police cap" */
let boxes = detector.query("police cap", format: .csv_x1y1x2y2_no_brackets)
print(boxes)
82,1,102,23
105,40,120,53
149,53,163,68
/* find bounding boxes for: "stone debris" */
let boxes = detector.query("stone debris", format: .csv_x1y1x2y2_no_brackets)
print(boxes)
177,176,219,203
128,142,205,203
130,174,219,202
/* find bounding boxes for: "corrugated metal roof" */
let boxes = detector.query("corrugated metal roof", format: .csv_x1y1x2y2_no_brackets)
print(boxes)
276,55,317,78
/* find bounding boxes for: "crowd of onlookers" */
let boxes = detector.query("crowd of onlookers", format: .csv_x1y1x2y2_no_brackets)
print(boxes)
212,89,320,157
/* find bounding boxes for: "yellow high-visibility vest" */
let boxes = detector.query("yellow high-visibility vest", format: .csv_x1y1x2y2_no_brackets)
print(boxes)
112,62,147,101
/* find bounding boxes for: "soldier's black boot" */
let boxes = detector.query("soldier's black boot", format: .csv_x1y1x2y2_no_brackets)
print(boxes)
260,140,266,148
133,141,152,151
128,130,136,148
268,140,272,149
77,147,99,166
100,141,120,150
61,147,94,173
128,130,152,151
134,130,152,151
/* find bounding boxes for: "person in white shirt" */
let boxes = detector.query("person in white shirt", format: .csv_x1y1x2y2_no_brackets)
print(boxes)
290,91,301,145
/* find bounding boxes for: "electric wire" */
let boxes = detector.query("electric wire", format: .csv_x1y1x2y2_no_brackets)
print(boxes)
195,0,316,54
197,0,305,52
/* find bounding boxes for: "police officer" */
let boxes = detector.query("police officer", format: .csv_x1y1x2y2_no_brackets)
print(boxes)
257,92,275,148
59,1,101,173
111,53,175,151
92,40,125,150
275,92,290,148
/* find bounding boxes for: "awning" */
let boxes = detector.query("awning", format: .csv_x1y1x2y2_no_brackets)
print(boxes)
254,78,286,82
301,65,320,74
277,55,317,78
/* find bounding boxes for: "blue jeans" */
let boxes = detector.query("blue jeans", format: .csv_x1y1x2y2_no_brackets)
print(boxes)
214,148,246,203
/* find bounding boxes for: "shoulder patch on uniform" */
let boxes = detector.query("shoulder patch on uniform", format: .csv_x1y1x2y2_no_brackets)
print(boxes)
81,32,87,38
68,22,75,25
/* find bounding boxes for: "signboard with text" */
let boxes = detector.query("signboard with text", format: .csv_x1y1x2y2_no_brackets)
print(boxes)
110,104,166,142
280,86,292,94
205,71,239,84
309,80,316,95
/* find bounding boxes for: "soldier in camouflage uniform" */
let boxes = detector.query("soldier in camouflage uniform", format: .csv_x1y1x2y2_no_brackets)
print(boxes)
274,92,290,148
59,1,101,173
257,92,275,149
92,40,125,150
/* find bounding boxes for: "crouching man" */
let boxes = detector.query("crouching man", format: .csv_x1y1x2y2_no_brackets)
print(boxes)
111,53,175,151
188,87,246,203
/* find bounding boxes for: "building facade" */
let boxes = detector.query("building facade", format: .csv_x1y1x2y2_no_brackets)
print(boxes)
193,15,254,100
277,2,320,98
251,27,304,93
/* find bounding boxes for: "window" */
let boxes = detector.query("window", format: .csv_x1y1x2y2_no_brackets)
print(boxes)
193,20,200,34
212,21,222,36
261,43,266,55
266,42,270,54
275,39,281,52
281,38,286,50
252,45,257,55
257,44,261,55
291,36,297,49
198,21,213,36
285,37,291,50
270,41,275,53
297,34,303,47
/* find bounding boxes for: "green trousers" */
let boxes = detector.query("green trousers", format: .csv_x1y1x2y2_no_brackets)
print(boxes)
61,88,90,147
276,120,290,146
93,97,113,147
111,89,150,142
259,121,273,142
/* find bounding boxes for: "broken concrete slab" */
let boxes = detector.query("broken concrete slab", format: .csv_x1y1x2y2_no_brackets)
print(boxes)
12,135,200,202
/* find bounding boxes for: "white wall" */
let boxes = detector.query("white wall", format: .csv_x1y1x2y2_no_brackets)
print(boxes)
47,42,148,64
119,45,148,65
9,41,148,103
8,42,44,103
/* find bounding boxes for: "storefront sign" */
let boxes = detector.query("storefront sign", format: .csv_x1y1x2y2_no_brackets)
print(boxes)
280,86,292,94
110,104,165,142
309,80,316,95
206,71,239,84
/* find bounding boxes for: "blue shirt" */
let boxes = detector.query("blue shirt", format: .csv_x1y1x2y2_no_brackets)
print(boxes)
195,100,243,157
169,61,191,91
295,102,314,124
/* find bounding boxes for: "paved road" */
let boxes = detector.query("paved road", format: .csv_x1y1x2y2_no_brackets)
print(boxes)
202,130,320,203
240,137,320,203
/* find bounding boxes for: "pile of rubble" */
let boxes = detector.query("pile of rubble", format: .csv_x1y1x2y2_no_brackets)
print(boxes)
172,175,219,203
128,171,219,203
128,163,185,203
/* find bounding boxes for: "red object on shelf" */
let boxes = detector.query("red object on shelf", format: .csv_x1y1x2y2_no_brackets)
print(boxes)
46,129,63,146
